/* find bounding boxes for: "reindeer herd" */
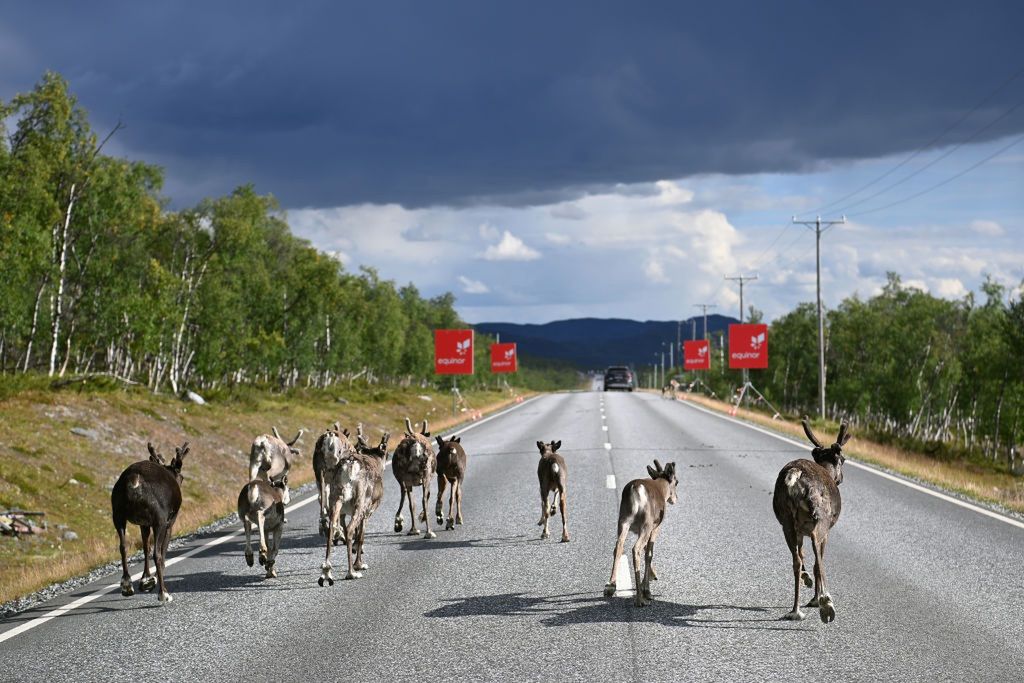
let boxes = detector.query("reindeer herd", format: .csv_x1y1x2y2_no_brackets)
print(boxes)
110,409,851,624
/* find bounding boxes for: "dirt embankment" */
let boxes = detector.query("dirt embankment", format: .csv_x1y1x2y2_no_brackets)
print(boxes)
0,384,522,604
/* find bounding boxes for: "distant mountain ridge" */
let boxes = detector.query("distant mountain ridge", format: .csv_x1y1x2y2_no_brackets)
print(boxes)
474,315,739,369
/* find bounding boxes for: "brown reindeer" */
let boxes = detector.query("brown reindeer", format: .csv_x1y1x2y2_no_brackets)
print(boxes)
435,435,467,530
111,442,189,603
772,418,851,623
604,460,679,606
392,418,436,538
313,423,355,541
237,477,287,578
536,440,569,542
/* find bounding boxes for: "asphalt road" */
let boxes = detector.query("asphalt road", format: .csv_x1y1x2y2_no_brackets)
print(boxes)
2,389,1023,682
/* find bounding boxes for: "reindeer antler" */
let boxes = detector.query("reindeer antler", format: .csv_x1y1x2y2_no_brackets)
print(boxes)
404,417,414,435
272,426,282,440
147,442,163,463
421,419,429,436
801,417,824,448
287,429,304,447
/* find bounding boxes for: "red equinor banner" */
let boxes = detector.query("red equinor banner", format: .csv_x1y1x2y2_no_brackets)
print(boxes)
490,342,518,373
434,329,475,375
728,324,769,369
683,340,711,370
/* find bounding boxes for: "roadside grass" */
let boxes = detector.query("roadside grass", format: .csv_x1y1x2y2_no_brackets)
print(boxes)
0,383,527,605
674,391,1024,515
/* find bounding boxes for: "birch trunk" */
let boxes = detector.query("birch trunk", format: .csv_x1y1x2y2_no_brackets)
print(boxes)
48,183,76,376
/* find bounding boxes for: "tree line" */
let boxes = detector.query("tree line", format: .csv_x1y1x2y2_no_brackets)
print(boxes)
684,275,1023,464
0,72,568,394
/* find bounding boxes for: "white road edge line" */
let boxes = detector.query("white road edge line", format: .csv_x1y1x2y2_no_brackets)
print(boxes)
0,395,543,644
676,397,1024,532
606,474,616,489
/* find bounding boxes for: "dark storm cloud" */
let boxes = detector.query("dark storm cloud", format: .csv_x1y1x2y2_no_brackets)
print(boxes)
3,0,1022,209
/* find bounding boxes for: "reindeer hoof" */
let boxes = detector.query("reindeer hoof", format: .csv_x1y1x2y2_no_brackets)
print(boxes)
425,530,436,539
265,567,277,579
407,528,421,536
345,571,363,580
436,513,444,525
634,595,651,607
445,518,455,531
258,554,267,567
456,516,463,525
245,553,254,568
804,597,819,608
549,505,556,516
356,561,369,570
801,572,813,588
818,595,836,623
158,592,173,604
541,531,550,540
394,518,404,533
783,609,806,621
603,583,616,597
140,576,157,592
643,588,653,601
560,534,570,543
120,580,135,597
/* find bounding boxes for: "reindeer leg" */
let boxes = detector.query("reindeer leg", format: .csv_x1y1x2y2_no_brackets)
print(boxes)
320,500,340,586
455,477,464,524
539,489,550,539
318,478,330,537
156,524,173,603
798,544,814,593
256,510,269,567
782,529,805,621
648,525,661,581
407,485,421,536
632,534,649,607
266,523,281,579
558,487,570,543
140,525,157,592
643,533,656,601
446,478,456,530
116,523,134,596
243,516,255,567
355,518,369,571
436,473,447,525
394,485,406,533
422,481,436,539
812,530,835,623
344,513,362,579
604,518,629,596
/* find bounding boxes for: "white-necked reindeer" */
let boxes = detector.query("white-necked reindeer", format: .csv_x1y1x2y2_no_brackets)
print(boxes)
772,418,851,623
313,423,354,542
604,460,678,606
248,426,304,504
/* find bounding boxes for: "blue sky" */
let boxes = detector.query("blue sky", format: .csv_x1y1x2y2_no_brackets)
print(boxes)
2,1,1022,323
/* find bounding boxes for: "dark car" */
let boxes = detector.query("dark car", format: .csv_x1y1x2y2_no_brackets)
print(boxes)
603,366,634,391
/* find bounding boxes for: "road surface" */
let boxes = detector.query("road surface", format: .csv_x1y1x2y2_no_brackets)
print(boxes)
2,390,1023,681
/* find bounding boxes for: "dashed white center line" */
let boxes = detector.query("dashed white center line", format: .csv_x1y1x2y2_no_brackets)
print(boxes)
604,442,612,450
602,425,608,431
605,474,616,489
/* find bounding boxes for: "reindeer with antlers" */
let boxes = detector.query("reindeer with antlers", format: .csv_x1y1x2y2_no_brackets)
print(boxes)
773,418,851,623
392,417,436,538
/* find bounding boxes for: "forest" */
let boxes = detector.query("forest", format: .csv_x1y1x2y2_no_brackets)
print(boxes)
0,73,580,395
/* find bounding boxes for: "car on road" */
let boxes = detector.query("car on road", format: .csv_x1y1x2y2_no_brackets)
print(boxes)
603,365,635,391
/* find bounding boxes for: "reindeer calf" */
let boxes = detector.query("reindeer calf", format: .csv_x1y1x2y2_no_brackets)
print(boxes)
435,435,467,530
536,440,569,542
772,418,851,623
604,460,678,606
111,442,189,603
237,478,287,578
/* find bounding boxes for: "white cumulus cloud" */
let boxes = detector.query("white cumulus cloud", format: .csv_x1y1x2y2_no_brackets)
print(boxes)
545,232,571,245
457,275,490,294
481,230,541,261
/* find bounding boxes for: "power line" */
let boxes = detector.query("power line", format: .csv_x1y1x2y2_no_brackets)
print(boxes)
799,66,1024,217
850,132,1024,218
724,274,758,323
832,97,1024,215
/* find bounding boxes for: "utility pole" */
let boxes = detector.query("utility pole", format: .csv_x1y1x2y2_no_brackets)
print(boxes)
693,303,718,340
724,275,757,323
792,215,845,420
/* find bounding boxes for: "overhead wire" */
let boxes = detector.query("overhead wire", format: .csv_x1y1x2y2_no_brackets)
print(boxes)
798,66,1024,217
